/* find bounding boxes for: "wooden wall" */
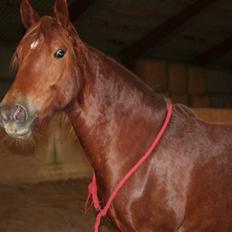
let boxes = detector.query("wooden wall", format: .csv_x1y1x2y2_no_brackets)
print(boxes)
133,59,232,108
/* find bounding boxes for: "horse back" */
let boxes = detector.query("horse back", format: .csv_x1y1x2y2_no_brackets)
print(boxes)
107,104,232,231
174,105,232,231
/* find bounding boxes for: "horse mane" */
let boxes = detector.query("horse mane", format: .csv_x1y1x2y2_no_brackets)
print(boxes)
175,103,196,117
85,45,167,114
173,103,205,126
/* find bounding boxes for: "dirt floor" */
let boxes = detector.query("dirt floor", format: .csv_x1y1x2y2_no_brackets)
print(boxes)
0,179,118,232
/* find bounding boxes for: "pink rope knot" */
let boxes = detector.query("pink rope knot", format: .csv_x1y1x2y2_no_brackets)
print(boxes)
85,175,101,214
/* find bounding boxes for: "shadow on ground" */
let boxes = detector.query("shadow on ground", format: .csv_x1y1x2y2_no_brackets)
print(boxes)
0,179,118,232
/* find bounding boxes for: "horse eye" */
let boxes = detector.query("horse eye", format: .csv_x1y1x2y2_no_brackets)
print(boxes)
54,49,65,59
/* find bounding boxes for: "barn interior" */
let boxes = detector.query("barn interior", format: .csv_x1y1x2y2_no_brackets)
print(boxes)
0,0,232,231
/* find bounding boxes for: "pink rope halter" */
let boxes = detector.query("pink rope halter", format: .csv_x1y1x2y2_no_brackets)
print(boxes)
85,103,173,232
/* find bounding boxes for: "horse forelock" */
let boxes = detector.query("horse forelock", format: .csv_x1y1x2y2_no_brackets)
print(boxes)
11,16,77,70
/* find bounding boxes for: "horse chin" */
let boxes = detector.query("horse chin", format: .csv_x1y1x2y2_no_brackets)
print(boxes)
37,106,57,126
9,130,32,140
2,118,36,140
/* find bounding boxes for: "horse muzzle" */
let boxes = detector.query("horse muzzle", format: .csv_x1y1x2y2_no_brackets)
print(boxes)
0,103,36,139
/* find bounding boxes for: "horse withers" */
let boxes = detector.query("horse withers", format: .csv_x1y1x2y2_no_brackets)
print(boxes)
0,0,232,231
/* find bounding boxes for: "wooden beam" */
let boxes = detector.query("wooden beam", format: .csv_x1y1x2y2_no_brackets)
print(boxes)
69,0,96,22
193,36,232,65
0,1,95,47
122,0,217,63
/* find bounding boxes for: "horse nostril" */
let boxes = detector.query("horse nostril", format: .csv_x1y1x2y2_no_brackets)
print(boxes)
12,104,28,124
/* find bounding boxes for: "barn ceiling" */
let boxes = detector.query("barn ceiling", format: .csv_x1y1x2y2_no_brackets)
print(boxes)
0,0,232,70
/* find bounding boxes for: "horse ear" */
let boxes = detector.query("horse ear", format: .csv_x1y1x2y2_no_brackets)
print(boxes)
54,0,69,27
20,0,40,29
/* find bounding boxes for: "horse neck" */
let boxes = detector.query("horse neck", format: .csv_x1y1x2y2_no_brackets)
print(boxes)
67,47,167,188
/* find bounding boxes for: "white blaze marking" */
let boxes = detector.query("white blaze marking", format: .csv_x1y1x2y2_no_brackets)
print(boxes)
30,40,39,49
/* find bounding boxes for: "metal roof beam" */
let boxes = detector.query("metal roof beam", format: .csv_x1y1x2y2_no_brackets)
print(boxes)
69,0,96,22
122,0,217,62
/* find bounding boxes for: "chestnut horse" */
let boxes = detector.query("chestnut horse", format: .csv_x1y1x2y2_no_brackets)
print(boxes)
1,0,232,231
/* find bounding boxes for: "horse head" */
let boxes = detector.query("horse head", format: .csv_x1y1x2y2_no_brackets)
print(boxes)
0,0,83,139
